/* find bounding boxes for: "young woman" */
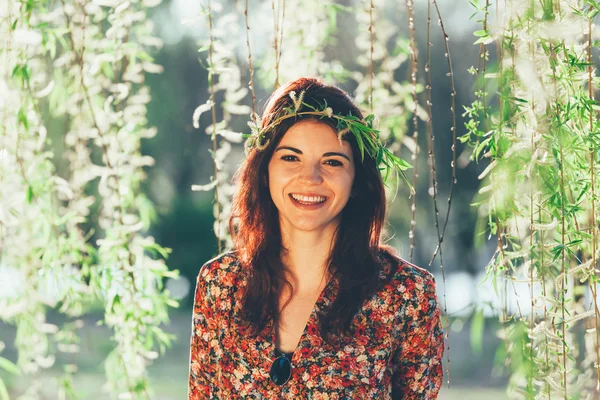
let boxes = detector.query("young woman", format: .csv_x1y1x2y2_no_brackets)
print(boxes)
188,77,444,399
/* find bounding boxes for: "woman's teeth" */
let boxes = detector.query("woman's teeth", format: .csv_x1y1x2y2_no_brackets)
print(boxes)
290,194,326,204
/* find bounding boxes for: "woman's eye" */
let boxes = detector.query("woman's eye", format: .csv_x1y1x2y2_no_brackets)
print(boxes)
280,156,342,167
325,159,343,167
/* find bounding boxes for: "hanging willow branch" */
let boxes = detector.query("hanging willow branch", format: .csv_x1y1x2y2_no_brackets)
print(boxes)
549,15,568,398
272,0,286,89
368,0,374,112
464,0,600,397
425,0,451,385
428,0,458,270
528,11,536,394
587,10,600,387
193,0,248,251
559,145,568,398
243,0,257,119
405,0,419,263
207,0,222,254
1,0,177,398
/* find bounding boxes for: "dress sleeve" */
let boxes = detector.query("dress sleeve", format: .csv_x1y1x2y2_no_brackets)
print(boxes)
391,273,444,399
187,265,217,399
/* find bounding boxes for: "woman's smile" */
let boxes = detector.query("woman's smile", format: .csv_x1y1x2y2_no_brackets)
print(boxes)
267,119,355,233
289,193,328,209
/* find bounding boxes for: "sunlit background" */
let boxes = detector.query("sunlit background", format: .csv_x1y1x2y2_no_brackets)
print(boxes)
3,0,581,398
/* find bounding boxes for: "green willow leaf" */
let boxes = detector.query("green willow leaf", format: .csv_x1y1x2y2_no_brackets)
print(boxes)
0,379,8,400
0,357,20,375
26,186,33,203
470,308,485,355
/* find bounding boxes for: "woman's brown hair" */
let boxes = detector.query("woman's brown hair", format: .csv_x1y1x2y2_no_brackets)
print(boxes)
229,77,396,341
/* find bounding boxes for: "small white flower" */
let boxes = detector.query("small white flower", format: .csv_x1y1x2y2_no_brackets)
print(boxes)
294,90,305,111
0,264,25,300
215,129,243,143
14,29,42,46
247,120,259,132
324,107,333,118
251,112,261,127
289,91,297,101
192,100,214,129
337,127,350,145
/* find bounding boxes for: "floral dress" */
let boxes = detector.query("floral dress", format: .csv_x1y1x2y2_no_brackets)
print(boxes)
187,250,444,399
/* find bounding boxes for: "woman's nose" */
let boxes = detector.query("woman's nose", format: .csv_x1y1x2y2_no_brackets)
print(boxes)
298,163,323,184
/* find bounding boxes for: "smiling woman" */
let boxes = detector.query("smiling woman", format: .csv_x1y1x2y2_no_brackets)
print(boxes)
268,120,355,237
187,77,444,399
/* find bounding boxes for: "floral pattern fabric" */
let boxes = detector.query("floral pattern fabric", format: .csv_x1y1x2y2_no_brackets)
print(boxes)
187,250,444,399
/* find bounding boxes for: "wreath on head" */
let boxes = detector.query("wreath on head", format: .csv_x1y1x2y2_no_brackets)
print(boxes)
243,90,413,191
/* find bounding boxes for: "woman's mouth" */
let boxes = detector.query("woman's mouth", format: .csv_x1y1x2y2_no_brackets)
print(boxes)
289,193,328,208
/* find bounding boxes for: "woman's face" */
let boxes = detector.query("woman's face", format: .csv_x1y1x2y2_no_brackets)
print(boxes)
267,119,355,235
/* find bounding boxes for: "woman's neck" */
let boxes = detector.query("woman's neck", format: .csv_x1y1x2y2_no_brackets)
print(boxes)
279,229,335,294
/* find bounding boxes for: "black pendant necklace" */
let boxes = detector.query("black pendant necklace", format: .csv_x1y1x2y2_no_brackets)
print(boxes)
270,347,293,385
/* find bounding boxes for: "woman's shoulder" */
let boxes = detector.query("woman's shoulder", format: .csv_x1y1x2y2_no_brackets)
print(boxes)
376,247,437,292
197,250,243,287
375,247,440,331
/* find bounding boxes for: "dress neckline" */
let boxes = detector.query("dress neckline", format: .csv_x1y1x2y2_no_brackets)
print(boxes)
268,274,338,362
274,347,294,359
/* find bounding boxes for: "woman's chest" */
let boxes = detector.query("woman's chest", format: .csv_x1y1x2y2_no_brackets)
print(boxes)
220,302,396,398
276,291,323,353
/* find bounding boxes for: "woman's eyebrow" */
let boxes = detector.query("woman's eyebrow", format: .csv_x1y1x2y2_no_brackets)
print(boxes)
322,152,351,161
275,146,351,161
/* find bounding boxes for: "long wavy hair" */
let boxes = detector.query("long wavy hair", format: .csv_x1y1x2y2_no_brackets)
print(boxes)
229,77,396,341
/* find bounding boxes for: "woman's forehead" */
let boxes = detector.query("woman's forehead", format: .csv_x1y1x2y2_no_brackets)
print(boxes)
279,120,352,152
